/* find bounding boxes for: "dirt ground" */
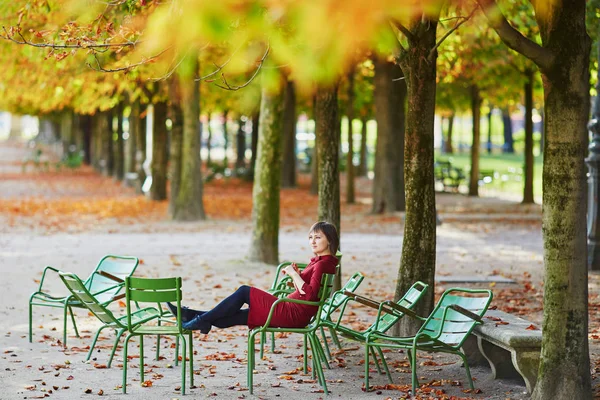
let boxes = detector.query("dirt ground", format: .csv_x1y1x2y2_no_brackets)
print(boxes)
0,139,597,400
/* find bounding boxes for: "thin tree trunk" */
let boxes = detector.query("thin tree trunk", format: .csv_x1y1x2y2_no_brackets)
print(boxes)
222,110,229,168
248,75,284,264
502,108,514,153
235,117,247,170
173,54,205,220
281,79,297,187
444,113,455,154
104,111,114,177
316,83,341,291
358,116,368,176
81,115,92,165
113,103,125,181
394,15,438,336
310,96,319,195
169,79,184,217
135,103,147,194
250,111,259,179
468,84,482,197
523,69,535,204
346,66,356,204
487,107,493,154
149,101,168,201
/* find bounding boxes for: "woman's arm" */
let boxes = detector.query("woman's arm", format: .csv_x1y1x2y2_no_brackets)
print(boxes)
282,263,306,295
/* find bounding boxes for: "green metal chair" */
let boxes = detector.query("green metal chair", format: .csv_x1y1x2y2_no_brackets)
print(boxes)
29,255,139,346
122,276,194,395
364,288,493,394
58,272,160,367
321,281,428,381
248,272,336,395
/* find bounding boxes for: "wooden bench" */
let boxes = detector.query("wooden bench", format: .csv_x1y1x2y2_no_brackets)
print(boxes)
462,309,542,393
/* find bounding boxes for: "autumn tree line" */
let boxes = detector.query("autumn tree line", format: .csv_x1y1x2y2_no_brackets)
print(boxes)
1,1,598,398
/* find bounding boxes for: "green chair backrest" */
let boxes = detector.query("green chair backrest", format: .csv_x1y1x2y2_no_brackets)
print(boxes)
86,255,139,304
419,288,493,349
59,273,123,328
322,272,364,317
125,276,183,331
310,273,336,326
373,281,428,332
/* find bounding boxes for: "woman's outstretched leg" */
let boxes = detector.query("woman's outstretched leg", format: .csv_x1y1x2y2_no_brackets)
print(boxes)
166,303,206,322
183,285,251,333
211,309,249,328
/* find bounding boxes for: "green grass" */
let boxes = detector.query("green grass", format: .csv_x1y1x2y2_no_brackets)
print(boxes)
436,152,543,198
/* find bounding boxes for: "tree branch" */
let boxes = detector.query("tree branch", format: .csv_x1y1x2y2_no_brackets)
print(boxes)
428,6,478,62
475,0,554,70
389,18,415,44
87,48,171,73
1,26,138,50
211,44,270,91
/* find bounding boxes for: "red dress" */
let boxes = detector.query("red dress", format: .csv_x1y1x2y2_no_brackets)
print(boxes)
247,255,338,329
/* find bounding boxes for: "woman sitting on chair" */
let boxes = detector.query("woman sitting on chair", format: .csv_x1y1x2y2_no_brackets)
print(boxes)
168,221,339,334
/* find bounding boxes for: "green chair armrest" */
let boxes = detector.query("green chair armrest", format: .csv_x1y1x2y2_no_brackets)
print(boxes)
381,300,423,321
36,266,61,292
448,304,483,323
95,270,124,283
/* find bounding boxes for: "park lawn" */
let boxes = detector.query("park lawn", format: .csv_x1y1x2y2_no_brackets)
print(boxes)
436,152,543,198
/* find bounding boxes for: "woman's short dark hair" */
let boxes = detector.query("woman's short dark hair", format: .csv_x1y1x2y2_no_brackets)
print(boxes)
309,221,339,256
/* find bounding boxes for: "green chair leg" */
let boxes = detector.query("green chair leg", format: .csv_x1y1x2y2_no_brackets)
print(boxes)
28,300,33,343
259,331,265,359
370,347,383,375
309,334,328,395
270,332,275,353
107,328,125,368
364,344,371,392
139,336,144,383
156,319,162,361
86,325,109,362
319,326,333,361
123,334,132,394
62,305,69,346
329,327,342,350
68,306,80,338
410,346,418,395
189,333,194,387
248,331,257,394
175,335,179,366
459,352,474,389
375,346,392,382
180,335,187,395
303,334,308,374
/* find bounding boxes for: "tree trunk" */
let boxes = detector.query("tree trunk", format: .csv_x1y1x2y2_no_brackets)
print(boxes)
169,80,184,217
281,79,297,187
248,75,284,264
113,103,125,181
502,108,514,153
487,108,493,154
235,117,247,171
149,101,168,201
358,116,368,176
310,96,319,195
250,111,259,179
172,55,205,221
316,83,341,291
372,56,406,213
468,84,482,197
81,114,92,165
135,104,147,195
60,110,74,156
346,66,356,204
222,110,229,168
523,69,535,204
125,100,139,183
104,111,114,177
444,113,455,154
394,16,438,336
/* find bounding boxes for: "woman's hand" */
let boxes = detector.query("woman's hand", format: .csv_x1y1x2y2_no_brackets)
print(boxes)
282,263,300,275
281,263,305,295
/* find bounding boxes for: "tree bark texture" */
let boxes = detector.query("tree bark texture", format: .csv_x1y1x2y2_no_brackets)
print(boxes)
478,0,592,397
103,111,114,177
468,85,482,197
394,18,438,336
346,67,356,204
149,101,168,201
80,114,92,165
235,118,247,170
113,103,125,181
444,113,455,154
487,108,493,154
358,116,368,176
173,56,206,221
523,69,535,204
281,80,297,187
125,102,138,177
249,77,284,264
222,110,229,168
310,96,319,195
502,108,514,153
316,83,341,291
373,56,406,213
250,111,259,179
206,114,213,166
169,83,184,217
135,104,147,195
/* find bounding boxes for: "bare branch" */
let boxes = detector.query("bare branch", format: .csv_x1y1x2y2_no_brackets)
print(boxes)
475,0,554,70
211,44,270,91
428,7,478,62
87,48,171,73
389,18,415,44
1,26,138,50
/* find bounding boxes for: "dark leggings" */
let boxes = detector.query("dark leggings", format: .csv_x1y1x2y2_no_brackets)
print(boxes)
189,285,250,328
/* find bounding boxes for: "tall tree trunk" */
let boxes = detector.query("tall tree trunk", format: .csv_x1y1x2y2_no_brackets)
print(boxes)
523,69,535,204
346,66,356,204
478,1,591,397
81,114,92,165
394,15,438,336
281,79,297,187
114,103,125,181
125,100,138,180
90,114,100,170
249,75,284,264
250,111,259,179
173,55,205,220
235,117,247,171
310,96,319,195
60,110,74,156
169,80,184,217
316,83,341,291
468,84,482,197
444,113,455,154
104,111,114,177
502,108,514,153
206,113,213,166
358,116,368,176
134,103,147,194
222,110,229,168
149,101,168,201
487,107,493,154
373,56,406,213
